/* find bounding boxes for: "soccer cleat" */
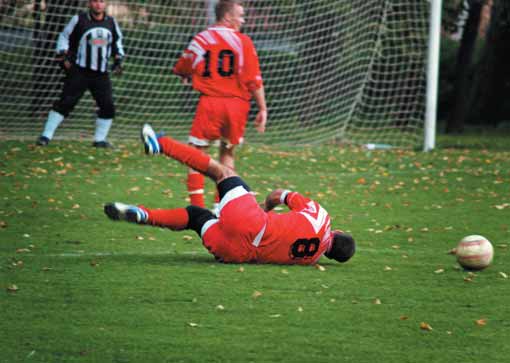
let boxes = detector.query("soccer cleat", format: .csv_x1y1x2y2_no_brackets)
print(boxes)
141,123,161,155
36,136,50,146
104,202,148,224
93,141,113,148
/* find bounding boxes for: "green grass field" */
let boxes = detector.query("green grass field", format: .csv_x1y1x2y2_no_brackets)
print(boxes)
1,133,509,363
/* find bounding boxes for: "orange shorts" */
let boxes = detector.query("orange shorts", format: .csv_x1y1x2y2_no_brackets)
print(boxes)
201,187,265,263
189,96,250,147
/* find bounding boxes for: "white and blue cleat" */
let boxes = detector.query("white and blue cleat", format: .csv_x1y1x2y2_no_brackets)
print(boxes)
104,202,148,224
141,123,161,155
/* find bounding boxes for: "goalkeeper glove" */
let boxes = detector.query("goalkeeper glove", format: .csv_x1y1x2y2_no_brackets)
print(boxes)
56,52,72,71
112,58,124,76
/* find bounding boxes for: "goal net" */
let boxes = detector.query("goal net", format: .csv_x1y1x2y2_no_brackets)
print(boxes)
0,0,431,148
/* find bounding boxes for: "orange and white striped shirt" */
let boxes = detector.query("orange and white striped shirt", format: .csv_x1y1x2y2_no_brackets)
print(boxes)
173,25,263,101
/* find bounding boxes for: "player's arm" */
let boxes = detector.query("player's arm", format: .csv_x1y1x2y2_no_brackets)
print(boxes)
264,189,310,212
251,86,267,133
173,36,203,83
242,37,267,133
55,15,79,70
111,18,125,75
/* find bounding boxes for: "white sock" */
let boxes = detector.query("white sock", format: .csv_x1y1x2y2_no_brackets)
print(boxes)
41,110,64,139
94,118,112,142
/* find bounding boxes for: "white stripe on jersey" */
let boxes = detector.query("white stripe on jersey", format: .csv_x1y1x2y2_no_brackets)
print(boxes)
77,27,113,72
112,18,125,58
201,219,219,237
299,202,329,234
219,185,249,212
56,15,79,53
252,223,266,247
200,30,217,45
188,40,206,69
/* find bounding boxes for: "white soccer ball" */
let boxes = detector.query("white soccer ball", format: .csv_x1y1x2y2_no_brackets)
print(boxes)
456,235,494,270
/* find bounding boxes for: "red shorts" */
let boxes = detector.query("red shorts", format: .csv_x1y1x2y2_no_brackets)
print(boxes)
200,187,266,263
189,96,250,147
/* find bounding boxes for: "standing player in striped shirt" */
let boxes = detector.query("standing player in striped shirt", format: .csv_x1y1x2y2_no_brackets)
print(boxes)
104,124,356,266
173,0,267,211
37,0,125,148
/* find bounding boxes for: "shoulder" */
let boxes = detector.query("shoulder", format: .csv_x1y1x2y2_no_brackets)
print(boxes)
239,33,257,51
238,32,254,44
76,11,88,21
105,15,120,26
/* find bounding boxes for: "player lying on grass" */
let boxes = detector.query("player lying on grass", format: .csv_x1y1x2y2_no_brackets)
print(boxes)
104,124,355,265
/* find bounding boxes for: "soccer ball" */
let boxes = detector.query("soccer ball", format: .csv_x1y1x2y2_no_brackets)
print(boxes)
456,235,494,270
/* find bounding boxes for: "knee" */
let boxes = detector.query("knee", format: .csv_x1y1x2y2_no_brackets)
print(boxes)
53,97,77,117
98,103,115,119
219,167,237,180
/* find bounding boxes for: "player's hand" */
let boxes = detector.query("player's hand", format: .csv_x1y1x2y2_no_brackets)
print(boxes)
254,109,267,133
180,76,191,85
112,58,123,76
264,189,284,212
56,52,72,71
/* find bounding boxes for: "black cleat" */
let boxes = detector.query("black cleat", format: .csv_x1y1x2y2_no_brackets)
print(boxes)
93,141,112,148
36,136,50,146
104,202,147,224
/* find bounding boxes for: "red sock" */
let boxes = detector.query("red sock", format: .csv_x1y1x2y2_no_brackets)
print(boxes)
158,136,210,173
187,169,205,207
143,207,189,230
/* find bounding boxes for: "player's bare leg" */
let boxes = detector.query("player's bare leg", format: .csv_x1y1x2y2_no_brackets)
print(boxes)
187,144,208,207
214,141,236,211
141,123,235,184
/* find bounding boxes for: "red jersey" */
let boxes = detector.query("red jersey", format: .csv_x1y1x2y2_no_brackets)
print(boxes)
173,25,263,101
201,189,333,265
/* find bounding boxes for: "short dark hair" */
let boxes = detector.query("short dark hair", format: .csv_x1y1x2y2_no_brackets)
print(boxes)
215,0,243,22
325,231,356,263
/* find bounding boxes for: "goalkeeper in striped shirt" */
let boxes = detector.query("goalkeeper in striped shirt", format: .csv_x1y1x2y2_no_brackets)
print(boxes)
36,0,124,148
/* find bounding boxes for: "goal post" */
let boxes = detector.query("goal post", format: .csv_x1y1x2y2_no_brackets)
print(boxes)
0,0,438,149
424,0,442,152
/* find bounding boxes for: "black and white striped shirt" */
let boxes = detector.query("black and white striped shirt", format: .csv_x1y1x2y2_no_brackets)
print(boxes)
56,11,125,73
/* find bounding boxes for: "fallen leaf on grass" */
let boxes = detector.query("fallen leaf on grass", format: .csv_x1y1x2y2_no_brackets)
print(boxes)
373,298,382,305
499,272,508,279
0,221,7,228
6,284,19,293
315,264,326,272
434,269,445,274
188,322,199,327
475,319,487,326
237,267,245,273
399,316,409,320
216,305,225,311
252,291,263,299
384,266,393,271
269,314,281,318
356,177,367,185
182,235,193,241
16,248,30,253
420,322,433,331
